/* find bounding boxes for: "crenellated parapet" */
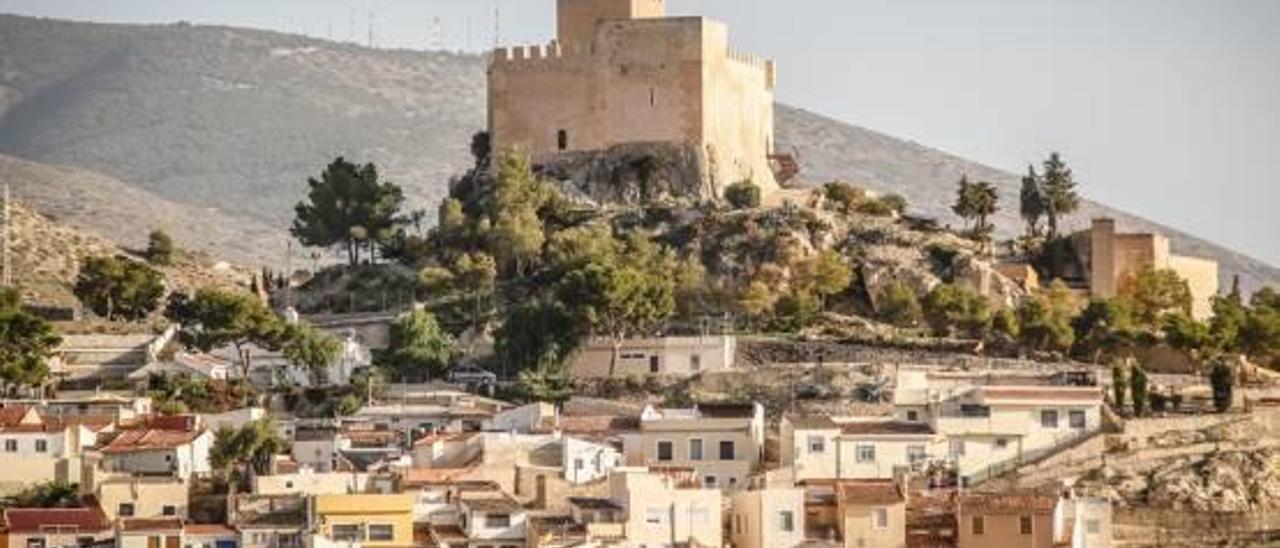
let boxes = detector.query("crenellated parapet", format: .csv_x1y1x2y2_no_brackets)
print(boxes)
725,47,777,89
490,42,595,71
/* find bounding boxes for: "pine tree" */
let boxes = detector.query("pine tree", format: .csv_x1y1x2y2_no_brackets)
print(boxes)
1019,166,1047,239
1040,152,1081,241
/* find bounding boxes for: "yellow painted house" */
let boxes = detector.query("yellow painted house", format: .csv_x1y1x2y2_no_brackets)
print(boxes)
312,494,415,548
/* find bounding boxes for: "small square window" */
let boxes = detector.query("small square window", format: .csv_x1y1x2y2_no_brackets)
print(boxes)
657,441,673,461
704,476,717,487
689,439,704,461
118,503,135,517
972,516,985,535
162,505,176,516
807,435,825,454
873,508,889,529
35,439,47,453
1041,410,1060,428
1020,515,1033,535
906,410,919,421
4,439,16,452
856,444,876,463
779,510,795,532
690,354,701,371
368,525,393,541
1069,410,1087,429
719,441,736,460
645,508,664,524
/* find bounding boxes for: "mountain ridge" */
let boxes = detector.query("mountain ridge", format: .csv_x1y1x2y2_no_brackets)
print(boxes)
0,14,1275,292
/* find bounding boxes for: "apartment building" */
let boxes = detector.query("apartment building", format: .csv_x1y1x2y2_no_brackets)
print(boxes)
894,369,1103,485
100,423,213,480
837,481,906,548
567,336,737,377
957,492,1056,548
730,487,806,548
0,406,97,495
625,403,765,489
311,494,415,547
609,467,723,548
457,492,528,547
1,506,114,548
781,416,939,483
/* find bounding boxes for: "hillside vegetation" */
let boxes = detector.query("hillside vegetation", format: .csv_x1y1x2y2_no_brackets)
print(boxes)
0,14,1275,292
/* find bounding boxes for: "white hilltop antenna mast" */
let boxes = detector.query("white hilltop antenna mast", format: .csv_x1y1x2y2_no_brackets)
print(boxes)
428,16,444,51
368,10,375,48
493,6,501,49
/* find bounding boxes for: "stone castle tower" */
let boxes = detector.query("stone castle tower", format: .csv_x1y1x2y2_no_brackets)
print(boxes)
487,0,779,197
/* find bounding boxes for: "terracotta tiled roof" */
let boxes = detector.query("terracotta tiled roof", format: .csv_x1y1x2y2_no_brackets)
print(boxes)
786,415,838,429
3,506,110,533
119,414,199,432
102,428,202,453
0,406,32,427
839,481,905,505
979,387,1101,402
960,492,1057,515
120,517,183,533
184,524,237,536
839,421,934,436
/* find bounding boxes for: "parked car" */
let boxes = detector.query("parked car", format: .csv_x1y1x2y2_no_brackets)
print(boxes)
447,364,497,385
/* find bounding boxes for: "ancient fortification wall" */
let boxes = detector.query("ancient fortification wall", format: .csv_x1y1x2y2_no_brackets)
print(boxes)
1088,218,1219,319
488,0,777,199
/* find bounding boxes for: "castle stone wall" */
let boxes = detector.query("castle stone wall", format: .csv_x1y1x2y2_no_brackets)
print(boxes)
489,0,777,199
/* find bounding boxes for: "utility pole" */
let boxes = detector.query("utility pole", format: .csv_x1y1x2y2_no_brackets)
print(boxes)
1,183,10,288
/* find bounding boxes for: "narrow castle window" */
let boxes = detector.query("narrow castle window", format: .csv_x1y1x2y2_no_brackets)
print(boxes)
650,88,656,107
557,129,569,151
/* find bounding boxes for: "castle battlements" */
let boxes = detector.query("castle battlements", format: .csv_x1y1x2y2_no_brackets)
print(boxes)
488,0,779,197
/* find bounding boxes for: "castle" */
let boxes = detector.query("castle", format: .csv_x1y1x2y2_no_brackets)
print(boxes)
1088,218,1220,320
487,0,780,196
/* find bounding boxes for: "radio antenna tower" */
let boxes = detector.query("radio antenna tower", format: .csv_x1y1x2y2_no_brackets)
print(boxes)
368,10,376,48
493,6,501,49
428,16,444,51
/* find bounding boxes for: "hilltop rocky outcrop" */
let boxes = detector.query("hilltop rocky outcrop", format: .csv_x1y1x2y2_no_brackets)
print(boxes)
0,14,1275,292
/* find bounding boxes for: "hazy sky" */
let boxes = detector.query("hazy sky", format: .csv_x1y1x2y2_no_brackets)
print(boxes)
3,0,1278,265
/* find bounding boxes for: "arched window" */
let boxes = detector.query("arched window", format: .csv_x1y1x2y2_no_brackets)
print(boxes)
557,129,569,151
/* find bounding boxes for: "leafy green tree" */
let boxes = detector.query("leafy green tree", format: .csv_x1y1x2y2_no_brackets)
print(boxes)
876,281,922,327
1162,312,1213,359
1072,298,1137,362
0,288,61,390
1019,166,1047,239
1040,152,1081,241
168,289,287,379
1209,277,1248,352
11,481,80,508
989,308,1021,348
281,323,341,386
1119,267,1193,328
1017,281,1078,353
515,344,575,403
772,290,821,332
793,250,853,311
73,256,165,321
1241,303,1280,362
952,177,999,246
292,157,407,266
822,182,864,215
1111,362,1128,411
146,230,175,266
210,420,287,479
1130,364,1148,417
725,181,762,209
557,234,676,376
380,309,455,382
1210,360,1234,413
487,152,551,276
922,284,993,339
495,301,583,377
